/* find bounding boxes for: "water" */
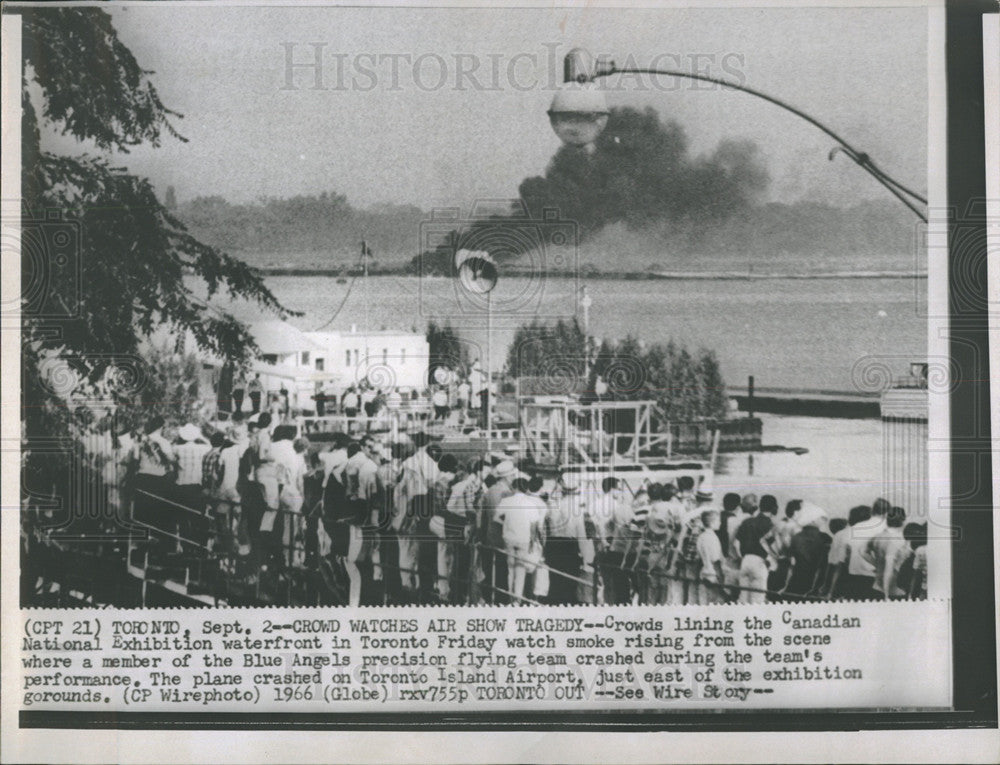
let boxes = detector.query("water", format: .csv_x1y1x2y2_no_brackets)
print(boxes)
217,273,924,515
716,414,887,517
234,274,927,393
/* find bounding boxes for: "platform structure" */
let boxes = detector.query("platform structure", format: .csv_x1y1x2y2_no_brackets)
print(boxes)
519,396,715,498
519,397,674,468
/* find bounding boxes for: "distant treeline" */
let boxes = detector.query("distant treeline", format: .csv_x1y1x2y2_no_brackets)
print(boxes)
173,107,917,274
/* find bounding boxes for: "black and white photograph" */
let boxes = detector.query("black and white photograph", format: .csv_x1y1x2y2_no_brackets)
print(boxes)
13,2,942,610
2,0,996,758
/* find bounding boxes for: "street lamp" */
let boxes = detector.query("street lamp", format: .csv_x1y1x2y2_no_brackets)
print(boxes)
548,48,927,221
456,249,499,455
580,285,592,381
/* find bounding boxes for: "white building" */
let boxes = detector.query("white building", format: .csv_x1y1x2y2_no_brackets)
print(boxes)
306,324,430,392
144,320,429,416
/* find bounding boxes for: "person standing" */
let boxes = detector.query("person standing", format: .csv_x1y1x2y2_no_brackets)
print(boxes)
640,489,674,606
131,415,177,532
673,487,711,605
221,415,251,557
252,412,278,513
733,495,776,604
441,458,482,604
231,370,246,415
766,498,801,593
174,423,211,548
544,472,593,605
782,502,832,598
865,505,907,599
826,505,876,600
427,453,459,601
341,438,380,604
374,441,402,603
361,385,378,425
498,476,547,601
392,434,440,600
432,386,449,421
201,432,230,554
479,460,516,604
695,509,726,604
456,379,470,416
247,374,263,414
272,432,309,568
593,477,634,604
342,387,360,419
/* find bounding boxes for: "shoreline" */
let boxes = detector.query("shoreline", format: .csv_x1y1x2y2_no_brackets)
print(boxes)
255,266,929,281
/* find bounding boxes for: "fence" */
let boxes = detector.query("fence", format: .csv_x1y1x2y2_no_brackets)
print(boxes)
115,482,846,608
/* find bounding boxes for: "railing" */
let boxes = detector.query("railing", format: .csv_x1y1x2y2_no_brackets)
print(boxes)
121,485,850,607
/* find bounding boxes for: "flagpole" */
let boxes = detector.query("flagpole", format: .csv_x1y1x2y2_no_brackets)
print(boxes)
362,240,369,370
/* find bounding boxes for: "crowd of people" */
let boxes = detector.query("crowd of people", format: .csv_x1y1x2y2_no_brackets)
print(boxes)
307,361,497,430
113,409,929,607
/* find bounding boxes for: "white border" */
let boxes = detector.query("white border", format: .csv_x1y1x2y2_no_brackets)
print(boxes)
2,2,997,764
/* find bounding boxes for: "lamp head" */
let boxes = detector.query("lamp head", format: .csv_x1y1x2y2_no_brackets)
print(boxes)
548,83,609,149
456,249,498,294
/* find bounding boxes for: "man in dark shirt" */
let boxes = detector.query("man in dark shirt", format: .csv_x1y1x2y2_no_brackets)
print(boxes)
785,515,832,598
733,498,775,604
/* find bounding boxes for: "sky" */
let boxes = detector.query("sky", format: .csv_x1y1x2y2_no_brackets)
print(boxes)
42,3,929,212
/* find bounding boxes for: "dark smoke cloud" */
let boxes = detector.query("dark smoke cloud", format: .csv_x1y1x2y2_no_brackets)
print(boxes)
518,106,770,240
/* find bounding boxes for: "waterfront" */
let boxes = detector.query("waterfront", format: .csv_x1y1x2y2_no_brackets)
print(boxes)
221,274,927,394
210,273,924,514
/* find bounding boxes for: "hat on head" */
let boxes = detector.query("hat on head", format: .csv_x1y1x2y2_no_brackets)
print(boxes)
796,501,829,530
177,423,203,442
647,511,670,536
494,460,516,479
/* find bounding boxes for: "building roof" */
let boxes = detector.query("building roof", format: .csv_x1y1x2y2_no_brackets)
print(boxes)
251,321,323,355
305,328,426,344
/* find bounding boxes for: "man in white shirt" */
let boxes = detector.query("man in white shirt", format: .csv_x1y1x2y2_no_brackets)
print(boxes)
498,476,547,601
319,434,351,489
591,476,634,604
827,505,880,600
131,415,177,532
342,387,360,418
344,438,379,523
174,422,210,506
696,509,726,604
432,387,449,421
393,434,441,595
271,432,308,566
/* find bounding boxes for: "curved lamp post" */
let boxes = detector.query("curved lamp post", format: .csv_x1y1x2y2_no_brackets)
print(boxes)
548,48,927,222
456,249,499,454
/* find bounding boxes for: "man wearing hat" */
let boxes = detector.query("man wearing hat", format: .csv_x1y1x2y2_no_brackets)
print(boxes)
783,501,831,598
544,472,594,605
479,459,517,604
